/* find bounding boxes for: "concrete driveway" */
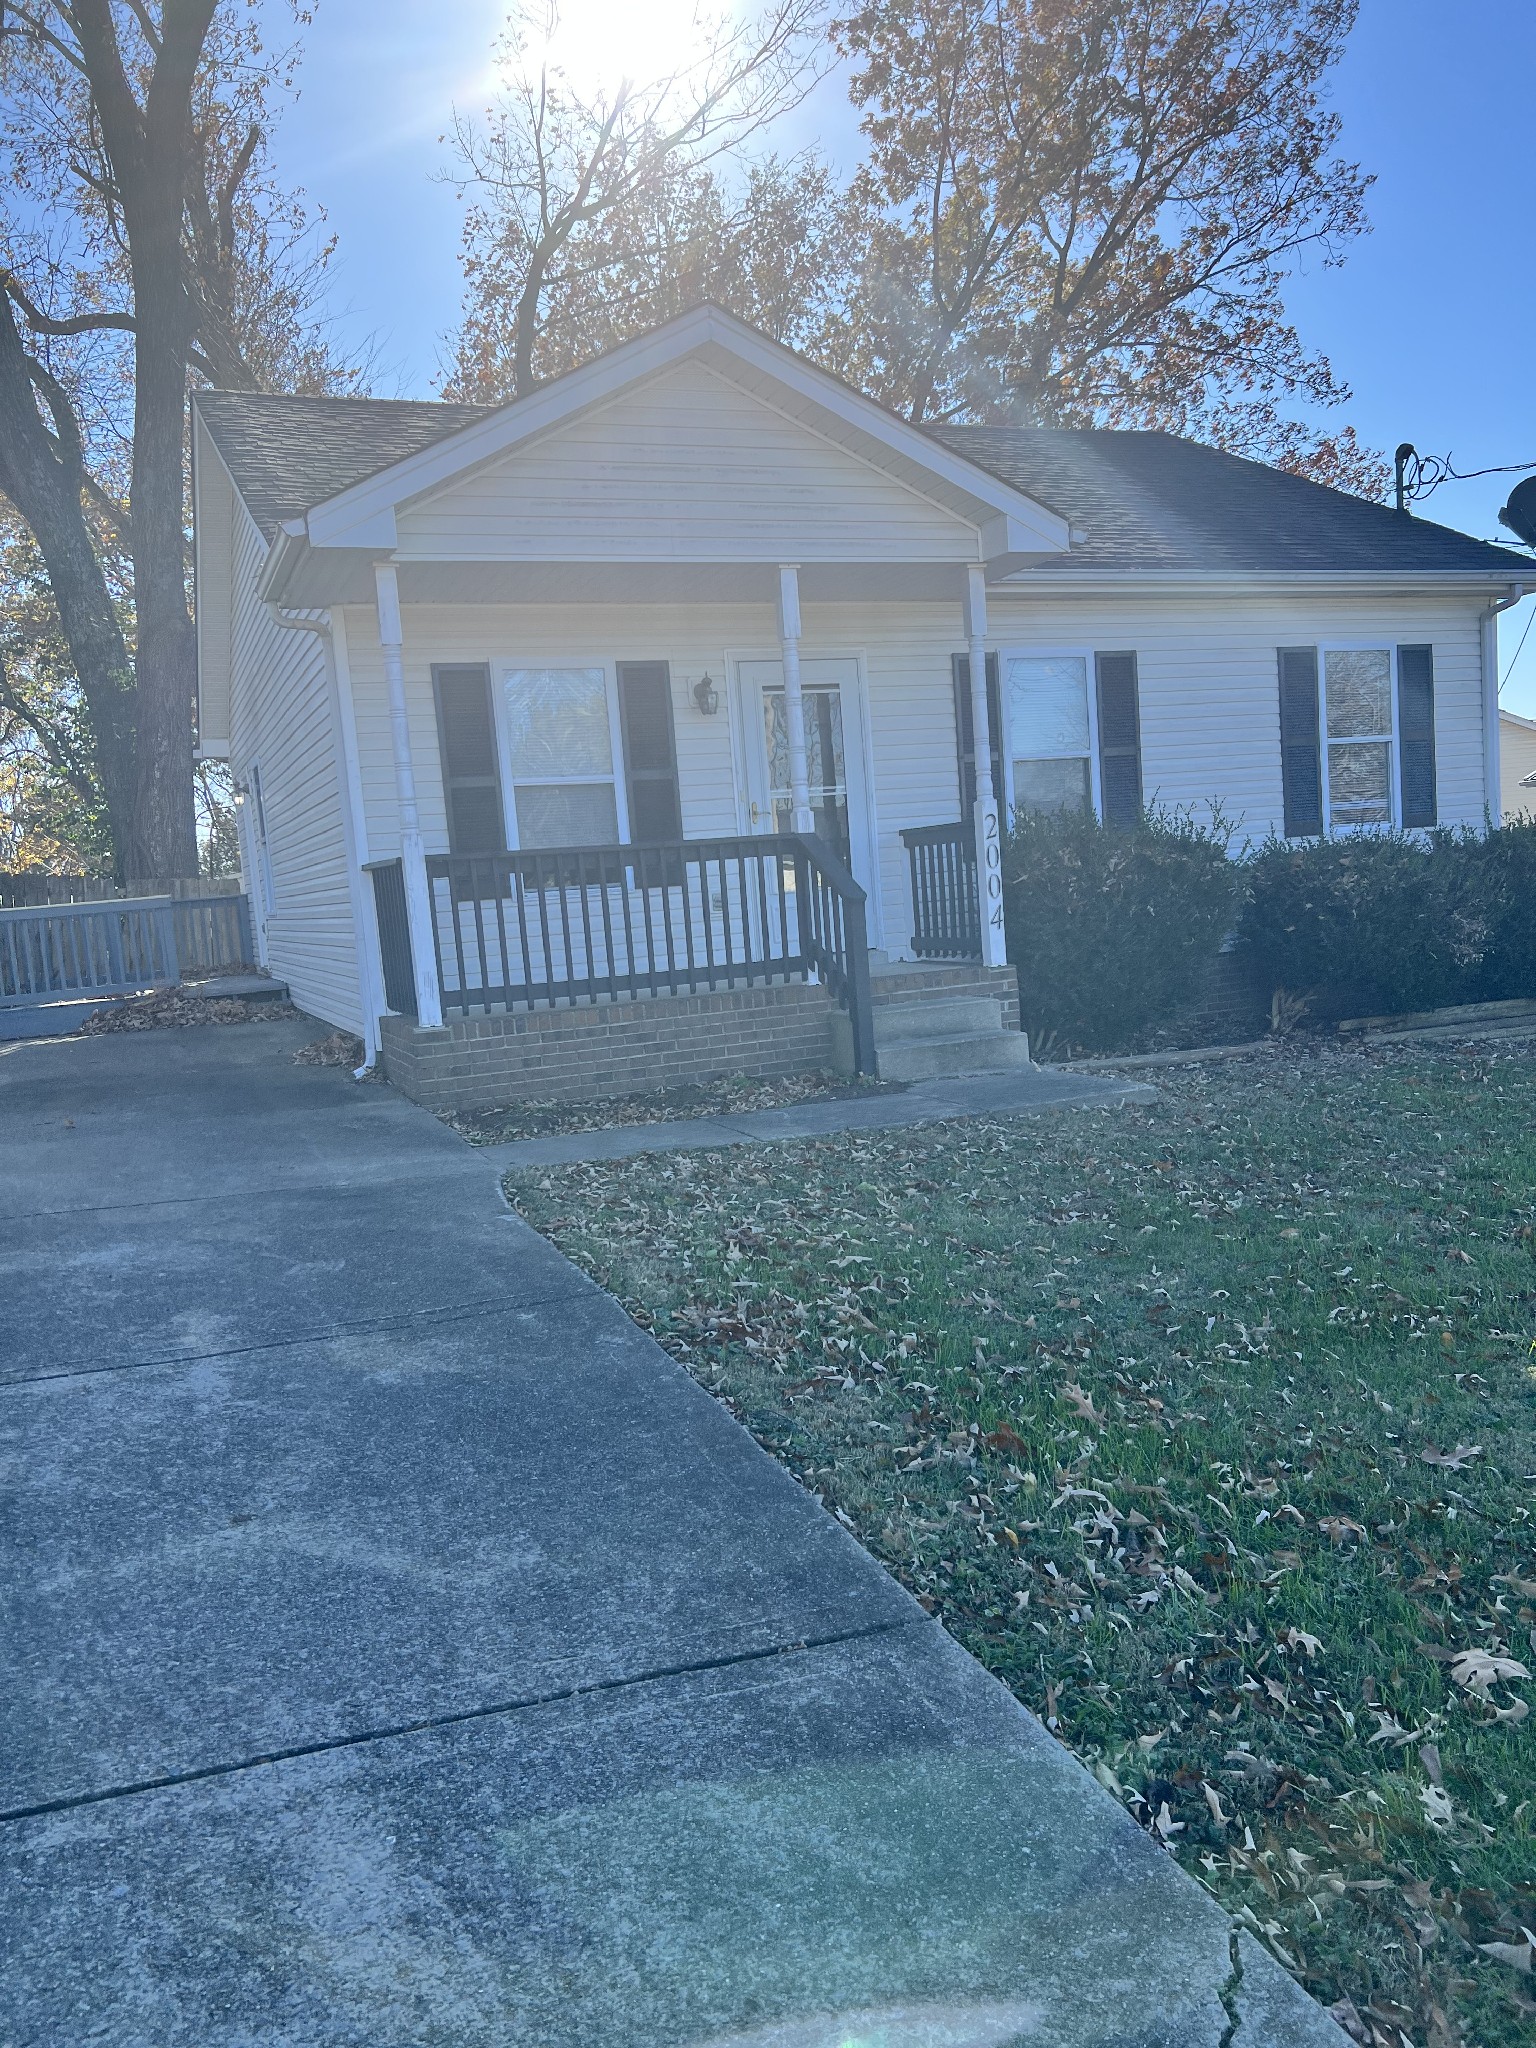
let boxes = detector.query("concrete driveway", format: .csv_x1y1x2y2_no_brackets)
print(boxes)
0,1023,1345,2046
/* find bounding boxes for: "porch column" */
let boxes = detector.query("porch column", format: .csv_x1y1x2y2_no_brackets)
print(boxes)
965,564,1008,967
373,562,443,1028
777,564,815,834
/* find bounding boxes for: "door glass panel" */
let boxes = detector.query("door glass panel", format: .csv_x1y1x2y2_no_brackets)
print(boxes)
764,685,850,863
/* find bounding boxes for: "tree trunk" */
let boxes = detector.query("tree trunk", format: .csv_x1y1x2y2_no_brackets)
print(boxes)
0,292,139,874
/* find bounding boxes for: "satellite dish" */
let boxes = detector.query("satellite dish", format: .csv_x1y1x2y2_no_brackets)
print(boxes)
1498,475,1536,547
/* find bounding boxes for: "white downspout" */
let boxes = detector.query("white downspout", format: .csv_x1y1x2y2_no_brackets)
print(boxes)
964,564,1008,967
1482,583,1525,828
373,562,444,1029
263,602,382,1073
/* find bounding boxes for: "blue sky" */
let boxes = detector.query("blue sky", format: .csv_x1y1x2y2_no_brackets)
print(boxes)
264,0,1536,706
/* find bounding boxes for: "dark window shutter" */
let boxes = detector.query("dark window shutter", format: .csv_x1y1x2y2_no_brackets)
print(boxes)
1095,651,1142,827
952,652,1004,812
1397,644,1437,827
1277,647,1323,837
617,661,682,841
432,664,505,855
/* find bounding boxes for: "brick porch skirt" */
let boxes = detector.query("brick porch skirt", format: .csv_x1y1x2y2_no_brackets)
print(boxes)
378,979,841,1112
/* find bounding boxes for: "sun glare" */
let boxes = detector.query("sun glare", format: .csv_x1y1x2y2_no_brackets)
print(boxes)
533,0,741,95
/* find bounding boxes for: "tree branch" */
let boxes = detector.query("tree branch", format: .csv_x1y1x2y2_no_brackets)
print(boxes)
2,272,137,339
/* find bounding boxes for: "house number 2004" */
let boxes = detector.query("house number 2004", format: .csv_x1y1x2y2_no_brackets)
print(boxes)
980,805,1004,926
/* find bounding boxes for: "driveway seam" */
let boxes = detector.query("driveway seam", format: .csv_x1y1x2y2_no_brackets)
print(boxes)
0,1291,593,1392
0,1616,924,1827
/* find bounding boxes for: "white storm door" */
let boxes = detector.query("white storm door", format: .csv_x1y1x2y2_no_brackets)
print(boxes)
736,656,877,899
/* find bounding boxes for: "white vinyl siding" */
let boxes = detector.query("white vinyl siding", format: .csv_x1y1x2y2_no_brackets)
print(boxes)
336,587,1490,962
227,497,364,1032
393,361,980,564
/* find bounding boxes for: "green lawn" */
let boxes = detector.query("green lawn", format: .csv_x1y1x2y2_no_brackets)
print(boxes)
507,1039,1536,2048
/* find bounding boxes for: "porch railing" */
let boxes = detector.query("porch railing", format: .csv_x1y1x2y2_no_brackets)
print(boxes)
0,896,180,1007
901,823,982,960
367,834,875,1075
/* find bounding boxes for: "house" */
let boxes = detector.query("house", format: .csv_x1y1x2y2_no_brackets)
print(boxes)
191,305,1531,1108
1499,707,1536,820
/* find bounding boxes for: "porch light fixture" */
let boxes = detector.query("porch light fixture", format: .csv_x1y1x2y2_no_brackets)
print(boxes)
692,671,719,716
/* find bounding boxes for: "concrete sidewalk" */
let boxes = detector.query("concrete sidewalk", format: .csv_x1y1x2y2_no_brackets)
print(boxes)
0,1025,1345,2046
472,1061,1156,1169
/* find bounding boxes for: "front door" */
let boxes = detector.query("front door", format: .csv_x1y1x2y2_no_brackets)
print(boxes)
736,658,877,919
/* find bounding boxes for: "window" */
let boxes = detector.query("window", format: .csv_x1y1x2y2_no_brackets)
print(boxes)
1006,654,1093,815
1323,648,1394,828
999,651,1144,824
503,667,621,847
433,664,505,855
1277,644,1436,836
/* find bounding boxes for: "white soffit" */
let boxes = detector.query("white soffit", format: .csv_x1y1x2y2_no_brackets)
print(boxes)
301,305,1071,558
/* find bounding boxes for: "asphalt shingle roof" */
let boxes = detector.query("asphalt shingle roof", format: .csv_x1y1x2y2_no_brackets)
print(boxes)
195,388,1532,580
932,426,1530,577
195,391,493,540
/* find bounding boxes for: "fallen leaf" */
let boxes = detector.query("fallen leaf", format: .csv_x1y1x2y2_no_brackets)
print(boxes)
1280,1626,1324,1658
1062,1381,1100,1422
1201,1781,1230,1828
1478,1939,1533,1974
1319,1516,1366,1544
1420,1443,1483,1469
1153,1800,1184,1839
1452,1648,1531,1696
1420,1782,1454,1830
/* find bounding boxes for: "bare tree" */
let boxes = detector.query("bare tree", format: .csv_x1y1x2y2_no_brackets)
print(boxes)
0,0,354,877
446,0,829,399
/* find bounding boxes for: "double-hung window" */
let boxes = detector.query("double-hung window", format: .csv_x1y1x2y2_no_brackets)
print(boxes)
1322,647,1395,828
502,667,625,847
1278,644,1435,836
997,650,1143,825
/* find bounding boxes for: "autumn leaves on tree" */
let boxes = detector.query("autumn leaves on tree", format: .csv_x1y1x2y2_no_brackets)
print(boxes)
448,0,1381,491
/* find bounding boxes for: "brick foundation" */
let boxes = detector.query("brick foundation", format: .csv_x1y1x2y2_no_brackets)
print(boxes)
378,979,840,1113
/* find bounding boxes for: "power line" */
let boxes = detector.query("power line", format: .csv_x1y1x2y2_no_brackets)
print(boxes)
1500,601,1536,690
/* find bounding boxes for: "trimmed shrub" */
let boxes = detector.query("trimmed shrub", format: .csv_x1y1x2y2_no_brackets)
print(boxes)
1002,805,1238,1054
1237,820,1536,1020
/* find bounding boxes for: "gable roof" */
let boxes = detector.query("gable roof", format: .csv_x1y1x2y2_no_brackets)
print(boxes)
195,391,493,542
193,310,1531,584
931,426,1531,579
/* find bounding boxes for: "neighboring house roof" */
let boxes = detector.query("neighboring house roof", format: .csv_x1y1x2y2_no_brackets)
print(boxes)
195,391,493,540
930,426,1533,578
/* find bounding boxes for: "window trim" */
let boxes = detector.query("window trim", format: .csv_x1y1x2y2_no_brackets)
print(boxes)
491,657,631,850
996,645,1104,820
1317,641,1400,835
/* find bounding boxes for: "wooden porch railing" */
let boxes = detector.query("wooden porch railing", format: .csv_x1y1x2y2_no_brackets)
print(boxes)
901,823,982,960
367,834,876,1075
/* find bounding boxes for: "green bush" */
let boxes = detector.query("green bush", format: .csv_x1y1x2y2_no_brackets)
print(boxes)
1237,821,1536,1019
1002,805,1238,1054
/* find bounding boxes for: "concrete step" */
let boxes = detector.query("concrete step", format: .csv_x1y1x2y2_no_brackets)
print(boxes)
182,974,289,1001
873,996,1004,1044
878,1028,1033,1083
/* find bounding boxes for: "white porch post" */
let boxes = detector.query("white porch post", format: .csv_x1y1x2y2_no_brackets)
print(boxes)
965,564,1008,966
777,564,815,834
373,562,443,1028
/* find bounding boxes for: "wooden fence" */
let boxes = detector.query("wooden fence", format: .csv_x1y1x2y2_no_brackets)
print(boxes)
0,872,244,908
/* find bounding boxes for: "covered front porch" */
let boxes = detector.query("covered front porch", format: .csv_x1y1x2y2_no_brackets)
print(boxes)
243,308,1059,1099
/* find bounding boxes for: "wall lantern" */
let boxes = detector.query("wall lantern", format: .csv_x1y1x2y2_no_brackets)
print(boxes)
692,672,720,716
